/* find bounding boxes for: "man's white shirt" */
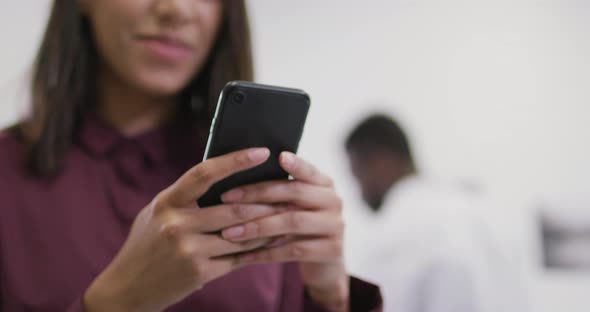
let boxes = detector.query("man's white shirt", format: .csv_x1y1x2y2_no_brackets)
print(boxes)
345,175,529,312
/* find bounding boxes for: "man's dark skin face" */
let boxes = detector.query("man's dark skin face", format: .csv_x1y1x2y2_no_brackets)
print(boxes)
347,147,414,212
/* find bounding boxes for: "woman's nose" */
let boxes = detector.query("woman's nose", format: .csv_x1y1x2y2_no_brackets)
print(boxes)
152,0,197,26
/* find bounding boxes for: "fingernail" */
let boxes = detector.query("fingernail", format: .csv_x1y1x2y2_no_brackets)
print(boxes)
223,225,245,239
281,152,295,169
222,189,244,202
249,148,270,162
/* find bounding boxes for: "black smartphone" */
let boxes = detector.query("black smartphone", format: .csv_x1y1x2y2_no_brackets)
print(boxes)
197,81,310,208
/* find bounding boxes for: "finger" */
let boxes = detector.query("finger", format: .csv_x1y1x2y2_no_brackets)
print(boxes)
171,234,269,266
280,152,333,187
196,234,271,258
183,203,283,233
222,181,340,210
161,148,270,207
266,235,294,248
237,238,343,264
221,211,343,242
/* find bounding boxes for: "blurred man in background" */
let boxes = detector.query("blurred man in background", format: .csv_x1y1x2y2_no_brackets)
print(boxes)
345,114,528,312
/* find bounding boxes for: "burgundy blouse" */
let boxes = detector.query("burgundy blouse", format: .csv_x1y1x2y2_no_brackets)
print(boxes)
0,116,381,311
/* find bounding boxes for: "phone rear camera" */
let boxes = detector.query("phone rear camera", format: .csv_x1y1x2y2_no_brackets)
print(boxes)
232,92,245,104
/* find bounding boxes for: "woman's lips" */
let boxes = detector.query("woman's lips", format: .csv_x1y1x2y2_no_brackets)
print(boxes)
137,35,193,62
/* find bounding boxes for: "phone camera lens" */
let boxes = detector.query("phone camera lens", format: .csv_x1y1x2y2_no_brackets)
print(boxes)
232,92,245,104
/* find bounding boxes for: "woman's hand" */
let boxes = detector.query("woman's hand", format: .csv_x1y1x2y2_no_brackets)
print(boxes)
220,152,349,311
84,148,279,312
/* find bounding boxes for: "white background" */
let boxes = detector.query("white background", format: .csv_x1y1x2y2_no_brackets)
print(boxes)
1,1,589,311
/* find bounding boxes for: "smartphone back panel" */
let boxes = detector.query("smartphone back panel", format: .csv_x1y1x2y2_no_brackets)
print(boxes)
197,81,310,207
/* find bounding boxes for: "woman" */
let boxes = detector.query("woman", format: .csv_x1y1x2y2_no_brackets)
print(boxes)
0,0,381,311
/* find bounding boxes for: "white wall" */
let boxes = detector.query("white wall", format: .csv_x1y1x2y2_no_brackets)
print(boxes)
0,0,50,125
1,1,588,311
247,1,590,311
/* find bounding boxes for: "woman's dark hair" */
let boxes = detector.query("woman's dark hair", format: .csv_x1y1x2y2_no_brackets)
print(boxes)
17,0,253,176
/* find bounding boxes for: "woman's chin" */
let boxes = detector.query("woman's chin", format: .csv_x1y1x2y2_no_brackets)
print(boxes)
136,76,191,99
